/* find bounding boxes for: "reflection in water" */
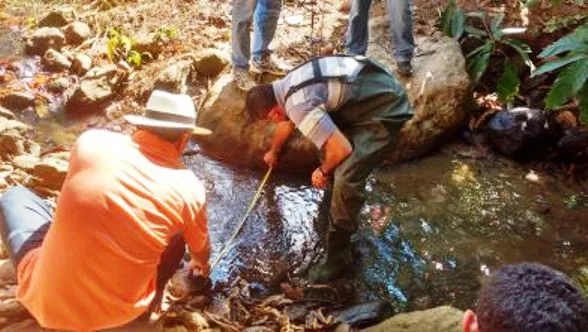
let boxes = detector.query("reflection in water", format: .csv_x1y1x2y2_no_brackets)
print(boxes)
184,143,588,312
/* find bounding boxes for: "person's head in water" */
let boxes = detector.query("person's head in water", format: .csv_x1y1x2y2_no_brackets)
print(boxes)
245,84,286,122
463,263,588,332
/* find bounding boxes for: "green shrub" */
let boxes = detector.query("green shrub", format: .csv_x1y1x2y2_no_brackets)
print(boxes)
532,24,588,122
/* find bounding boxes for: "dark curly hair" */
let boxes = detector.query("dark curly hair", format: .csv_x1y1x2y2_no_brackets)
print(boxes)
477,263,588,332
245,84,277,120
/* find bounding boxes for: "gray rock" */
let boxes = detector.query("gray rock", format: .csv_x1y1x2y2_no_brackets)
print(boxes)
12,154,40,171
194,49,230,78
333,300,393,327
361,306,463,332
26,27,66,55
66,64,127,111
71,53,93,76
153,59,193,94
42,48,71,72
133,32,161,58
0,91,35,111
38,6,76,28
197,26,470,170
32,157,69,191
0,107,15,120
48,76,71,93
64,21,92,45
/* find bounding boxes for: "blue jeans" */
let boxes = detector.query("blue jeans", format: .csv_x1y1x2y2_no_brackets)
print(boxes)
346,0,414,62
0,186,185,306
231,0,282,69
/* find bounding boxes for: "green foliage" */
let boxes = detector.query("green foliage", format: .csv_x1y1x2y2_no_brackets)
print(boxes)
105,27,154,68
533,24,588,119
156,26,179,40
440,0,465,39
439,4,534,104
497,62,520,105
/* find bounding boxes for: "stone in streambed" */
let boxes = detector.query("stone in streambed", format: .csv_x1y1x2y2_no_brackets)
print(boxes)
38,6,76,28
361,306,463,332
25,27,65,55
64,21,92,45
42,48,71,72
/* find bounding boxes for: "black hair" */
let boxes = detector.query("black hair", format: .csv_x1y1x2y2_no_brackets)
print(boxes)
245,84,278,120
477,263,588,332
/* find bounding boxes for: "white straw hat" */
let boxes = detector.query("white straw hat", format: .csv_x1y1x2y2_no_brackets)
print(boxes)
124,90,212,136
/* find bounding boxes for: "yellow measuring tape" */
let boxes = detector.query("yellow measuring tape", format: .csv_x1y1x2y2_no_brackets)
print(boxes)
210,166,273,272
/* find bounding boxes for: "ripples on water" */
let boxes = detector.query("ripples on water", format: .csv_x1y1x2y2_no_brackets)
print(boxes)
185,143,588,311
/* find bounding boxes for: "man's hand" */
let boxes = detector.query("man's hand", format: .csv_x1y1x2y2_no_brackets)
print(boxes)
264,149,279,167
311,167,329,189
188,259,211,294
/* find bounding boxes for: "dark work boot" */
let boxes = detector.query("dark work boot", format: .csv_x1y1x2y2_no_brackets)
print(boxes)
308,228,353,283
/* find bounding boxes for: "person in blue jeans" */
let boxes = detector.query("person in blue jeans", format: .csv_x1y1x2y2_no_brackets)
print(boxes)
232,0,287,90
346,0,415,76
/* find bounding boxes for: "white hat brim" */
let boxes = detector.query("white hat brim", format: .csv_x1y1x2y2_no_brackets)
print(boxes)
124,114,212,136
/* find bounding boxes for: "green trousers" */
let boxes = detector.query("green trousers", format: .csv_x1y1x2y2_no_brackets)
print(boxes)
328,60,413,234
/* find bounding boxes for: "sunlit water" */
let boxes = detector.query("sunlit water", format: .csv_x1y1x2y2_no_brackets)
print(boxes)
185,143,588,311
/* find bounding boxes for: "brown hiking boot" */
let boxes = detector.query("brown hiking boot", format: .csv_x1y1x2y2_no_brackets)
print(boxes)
233,67,256,91
250,53,288,76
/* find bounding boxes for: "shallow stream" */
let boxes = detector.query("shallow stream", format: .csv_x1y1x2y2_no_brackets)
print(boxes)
2,27,588,314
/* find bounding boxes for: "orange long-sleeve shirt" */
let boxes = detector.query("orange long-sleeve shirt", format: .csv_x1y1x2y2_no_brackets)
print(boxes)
16,129,210,331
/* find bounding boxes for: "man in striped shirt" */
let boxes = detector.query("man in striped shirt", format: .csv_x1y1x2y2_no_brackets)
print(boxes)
246,55,414,282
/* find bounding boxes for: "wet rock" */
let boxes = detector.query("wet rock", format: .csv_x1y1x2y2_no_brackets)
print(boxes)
38,6,76,28
71,53,93,76
153,59,193,94
66,64,128,111
197,30,470,170
0,91,35,111
0,260,16,286
361,306,463,332
42,48,72,72
0,106,15,120
486,107,560,160
25,27,65,55
194,49,230,78
284,304,310,323
31,157,69,191
64,21,92,45
556,126,588,164
169,268,209,299
333,300,393,328
12,154,40,171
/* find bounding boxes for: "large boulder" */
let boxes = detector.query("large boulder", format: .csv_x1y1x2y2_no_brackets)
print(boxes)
25,27,65,55
361,306,463,332
66,64,128,111
64,21,92,46
196,29,470,170
38,6,76,28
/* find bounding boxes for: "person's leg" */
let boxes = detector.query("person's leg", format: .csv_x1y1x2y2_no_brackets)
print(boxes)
149,233,186,313
0,186,52,269
232,0,258,69
386,0,414,71
251,0,281,62
309,123,398,283
250,0,286,76
345,0,373,55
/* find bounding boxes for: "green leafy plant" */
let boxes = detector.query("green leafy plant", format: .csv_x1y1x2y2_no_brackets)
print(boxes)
440,0,465,39
532,24,588,121
156,25,179,40
105,27,153,68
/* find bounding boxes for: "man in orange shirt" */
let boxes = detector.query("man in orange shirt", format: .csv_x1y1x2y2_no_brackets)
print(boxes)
0,90,212,330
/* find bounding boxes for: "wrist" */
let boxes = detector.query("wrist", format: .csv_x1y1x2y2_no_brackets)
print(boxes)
318,165,330,176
